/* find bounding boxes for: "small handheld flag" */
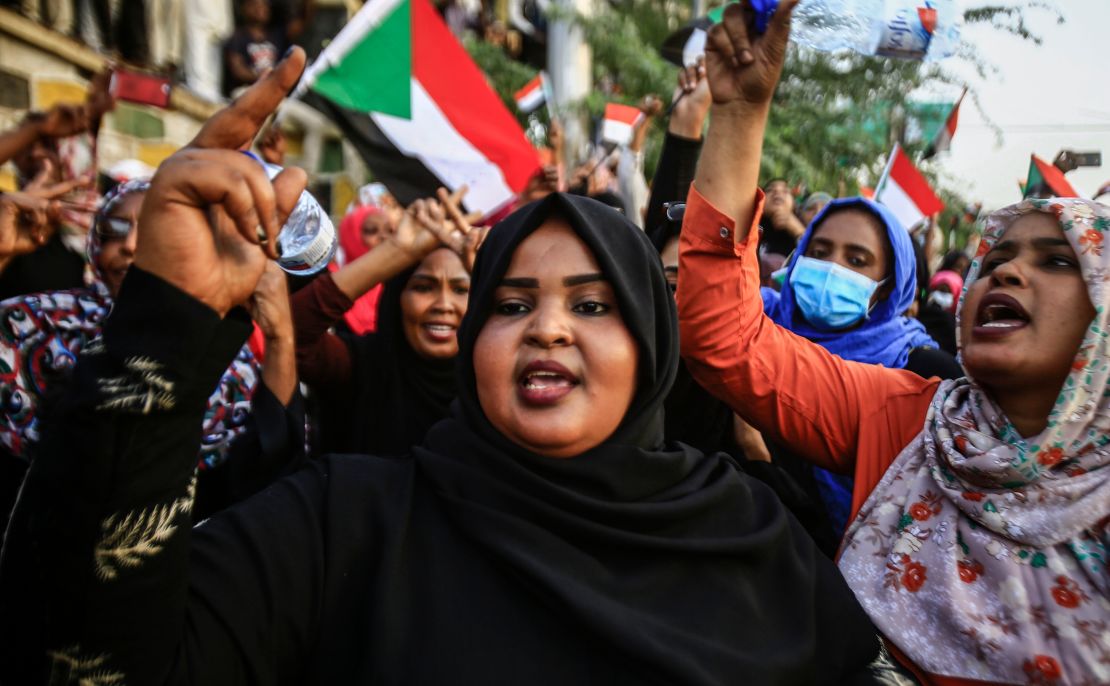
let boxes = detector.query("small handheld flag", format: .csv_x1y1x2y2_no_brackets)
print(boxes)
601,103,643,146
1022,154,1079,199
110,69,171,108
514,73,549,114
923,87,966,160
875,144,945,231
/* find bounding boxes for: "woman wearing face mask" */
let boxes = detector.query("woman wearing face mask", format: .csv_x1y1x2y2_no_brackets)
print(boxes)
0,180,302,528
762,198,962,538
679,3,1108,683
0,55,882,684
292,193,480,455
764,200,959,379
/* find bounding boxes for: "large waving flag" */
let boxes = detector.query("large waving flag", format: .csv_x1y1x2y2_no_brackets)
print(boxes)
300,0,540,216
875,144,945,230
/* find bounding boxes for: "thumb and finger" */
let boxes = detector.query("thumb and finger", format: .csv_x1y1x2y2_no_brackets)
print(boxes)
25,160,54,192
151,149,300,261
190,47,307,151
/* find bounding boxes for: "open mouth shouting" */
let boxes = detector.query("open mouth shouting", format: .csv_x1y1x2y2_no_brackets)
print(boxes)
974,292,1031,338
518,359,581,406
421,321,458,343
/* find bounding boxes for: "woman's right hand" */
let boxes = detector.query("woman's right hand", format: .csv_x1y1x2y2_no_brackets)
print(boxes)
132,48,308,318
704,0,798,110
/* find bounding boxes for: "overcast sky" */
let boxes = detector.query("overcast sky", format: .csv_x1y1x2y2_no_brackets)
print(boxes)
924,1,1109,210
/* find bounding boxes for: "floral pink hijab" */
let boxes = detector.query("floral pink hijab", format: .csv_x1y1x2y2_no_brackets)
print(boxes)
839,197,1110,685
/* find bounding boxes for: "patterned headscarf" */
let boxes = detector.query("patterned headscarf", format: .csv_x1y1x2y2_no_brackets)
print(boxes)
87,178,151,286
839,198,1110,685
0,179,259,470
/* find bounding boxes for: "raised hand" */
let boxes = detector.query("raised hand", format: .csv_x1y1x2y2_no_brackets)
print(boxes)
436,186,486,272
85,68,116,125
520,164,560,203
31,104,89,140
132,48,308,317
640,94,664,119
670,57,712,139
0,162,90,262
704,0,798,109
247,260,294,343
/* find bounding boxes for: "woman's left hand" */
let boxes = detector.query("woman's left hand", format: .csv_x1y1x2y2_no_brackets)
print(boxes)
247,261,294,343
434,186,486,272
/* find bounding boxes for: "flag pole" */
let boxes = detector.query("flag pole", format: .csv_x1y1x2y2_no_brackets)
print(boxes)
541,71,556,122
875,143,899,198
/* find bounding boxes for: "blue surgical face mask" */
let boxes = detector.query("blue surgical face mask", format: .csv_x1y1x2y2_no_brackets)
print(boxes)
789,256,884,331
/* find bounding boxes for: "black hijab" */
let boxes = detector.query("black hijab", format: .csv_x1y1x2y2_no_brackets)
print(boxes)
412,193,878,684
320,267,456,455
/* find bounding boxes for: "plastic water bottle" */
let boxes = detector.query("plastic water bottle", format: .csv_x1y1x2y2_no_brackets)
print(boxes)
756,0,960,61
242,151,338,275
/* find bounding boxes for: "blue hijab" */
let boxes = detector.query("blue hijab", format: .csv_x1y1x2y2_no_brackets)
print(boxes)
761,198,939,537
761,197,937,369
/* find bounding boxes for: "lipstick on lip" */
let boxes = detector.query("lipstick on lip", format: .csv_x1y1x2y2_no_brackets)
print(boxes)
517,359,579,406
973,292,1031,338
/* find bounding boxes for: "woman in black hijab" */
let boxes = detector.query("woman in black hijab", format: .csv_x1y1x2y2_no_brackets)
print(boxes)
0,59,880,684
301,262,462,455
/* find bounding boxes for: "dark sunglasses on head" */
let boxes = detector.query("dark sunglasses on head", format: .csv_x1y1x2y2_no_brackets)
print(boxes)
96,215,136,239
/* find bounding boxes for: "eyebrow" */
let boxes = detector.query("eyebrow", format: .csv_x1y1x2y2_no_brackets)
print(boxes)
499,273,607,288
991,237,1072,253
410,273,471,284
809,237,876,258
663,266,678,274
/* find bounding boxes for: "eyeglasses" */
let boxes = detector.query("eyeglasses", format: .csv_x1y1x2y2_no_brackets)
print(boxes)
96,215,136,239
663,201,686,224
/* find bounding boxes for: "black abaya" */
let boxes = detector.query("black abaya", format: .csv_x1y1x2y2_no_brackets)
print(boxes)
0,194,879,684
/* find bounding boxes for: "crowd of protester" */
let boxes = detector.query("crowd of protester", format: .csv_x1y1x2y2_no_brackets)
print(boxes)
0,1,1106,684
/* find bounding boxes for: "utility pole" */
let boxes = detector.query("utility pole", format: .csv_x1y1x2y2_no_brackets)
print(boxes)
547,0,593,165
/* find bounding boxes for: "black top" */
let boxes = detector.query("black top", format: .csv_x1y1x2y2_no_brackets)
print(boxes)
223,28,287,96
0,196,879,684
645,131,703,251
0,233,85,301
758,222,799,257
315,270,456,456
917,303,959,357
904,345,963,380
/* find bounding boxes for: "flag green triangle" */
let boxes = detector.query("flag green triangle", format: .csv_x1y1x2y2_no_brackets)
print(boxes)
311,0,412,119
1022,156,1043,199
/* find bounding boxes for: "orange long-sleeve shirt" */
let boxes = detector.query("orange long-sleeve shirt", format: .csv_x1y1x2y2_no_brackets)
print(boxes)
677,185,939,518
677,186,1002,686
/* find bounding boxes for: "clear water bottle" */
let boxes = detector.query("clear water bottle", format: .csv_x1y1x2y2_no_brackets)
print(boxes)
242,151,338,275
764,0,960,61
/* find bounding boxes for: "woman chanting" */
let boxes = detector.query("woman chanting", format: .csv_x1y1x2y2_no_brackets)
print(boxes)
677,3,1108,684
0,179,302,526
0,50,880,685
292,191,479,455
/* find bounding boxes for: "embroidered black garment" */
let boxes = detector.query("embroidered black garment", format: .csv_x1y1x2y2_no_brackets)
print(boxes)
0,196,878,684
